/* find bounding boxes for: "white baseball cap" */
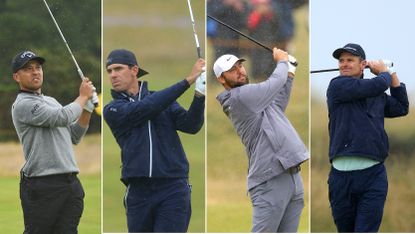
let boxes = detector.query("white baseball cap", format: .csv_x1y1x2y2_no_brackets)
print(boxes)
213,54,245,78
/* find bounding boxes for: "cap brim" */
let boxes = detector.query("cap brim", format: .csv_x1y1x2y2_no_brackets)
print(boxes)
14,56,45,73
31,57,45,64
224,58,246,71
332,48,360,59
137,68,149,78
215,58,246,78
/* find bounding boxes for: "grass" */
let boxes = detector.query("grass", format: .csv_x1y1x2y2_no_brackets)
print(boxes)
103,0,206,232
206,5,310,232
0,176,100,233
0,134,101,233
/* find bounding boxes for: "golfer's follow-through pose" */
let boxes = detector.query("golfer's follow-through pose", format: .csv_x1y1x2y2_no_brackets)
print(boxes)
326,43,409,232
11,50,96,233
214,47,309,232
103,49,205,232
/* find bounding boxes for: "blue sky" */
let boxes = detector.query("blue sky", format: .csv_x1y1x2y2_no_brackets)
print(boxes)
310,0,415,103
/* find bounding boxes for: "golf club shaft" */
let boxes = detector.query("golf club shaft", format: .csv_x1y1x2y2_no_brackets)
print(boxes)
311,60,393,74
310,68,341,74
207,14,273,53
43,0,99,107
310,66,372,74
186,0,201,58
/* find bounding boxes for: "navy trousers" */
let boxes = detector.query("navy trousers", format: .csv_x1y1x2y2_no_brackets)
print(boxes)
124,177,192,233
328,163,388,232
20,173,84,234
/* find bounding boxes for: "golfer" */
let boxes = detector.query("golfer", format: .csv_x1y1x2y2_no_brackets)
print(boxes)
11,50,96,233
214,47,309,232
326,43,409,232
103,49,205,232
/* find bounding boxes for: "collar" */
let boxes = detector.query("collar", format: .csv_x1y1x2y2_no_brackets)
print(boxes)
110,80,149,100
19,89,42,96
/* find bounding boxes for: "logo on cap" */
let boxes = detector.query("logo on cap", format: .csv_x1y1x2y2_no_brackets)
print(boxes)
344,47,357,52
20,51,36,59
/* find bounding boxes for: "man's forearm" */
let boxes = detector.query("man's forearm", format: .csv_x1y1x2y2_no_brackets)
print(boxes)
77,110,92,128
390,73,401,88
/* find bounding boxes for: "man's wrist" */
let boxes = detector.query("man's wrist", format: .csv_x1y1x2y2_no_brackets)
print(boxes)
195,91,204,97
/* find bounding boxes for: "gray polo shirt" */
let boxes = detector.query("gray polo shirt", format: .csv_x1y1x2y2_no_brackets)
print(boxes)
12,92,87,177
217,62,309,190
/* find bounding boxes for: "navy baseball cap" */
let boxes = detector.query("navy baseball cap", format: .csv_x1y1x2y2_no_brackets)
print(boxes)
12,50,45,73
106,49,149,78
333,43,366,60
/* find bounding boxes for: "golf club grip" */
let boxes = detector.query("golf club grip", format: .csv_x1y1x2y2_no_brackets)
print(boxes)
77,69,99,107
197,47,201,59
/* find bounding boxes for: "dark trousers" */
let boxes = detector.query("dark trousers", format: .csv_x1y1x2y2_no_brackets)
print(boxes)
124,178,192,233
20,173,84,234
328,163,388,232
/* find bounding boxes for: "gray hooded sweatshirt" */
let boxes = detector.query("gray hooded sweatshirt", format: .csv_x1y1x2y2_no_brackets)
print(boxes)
12,92,88,177
217,61,309,190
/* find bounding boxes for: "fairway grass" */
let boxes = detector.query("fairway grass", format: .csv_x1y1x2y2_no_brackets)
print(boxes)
0,175,101,234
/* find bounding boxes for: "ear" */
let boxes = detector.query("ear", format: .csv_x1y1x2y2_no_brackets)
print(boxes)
360,60,367,69
132,65,139,77
12,73,20,83
217,75,226,85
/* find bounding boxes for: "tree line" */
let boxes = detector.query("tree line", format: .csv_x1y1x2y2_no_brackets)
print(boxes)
0,0,101,141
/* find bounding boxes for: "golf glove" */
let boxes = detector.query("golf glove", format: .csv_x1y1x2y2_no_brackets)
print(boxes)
288,55,298,75
381,59,393,68
195,70,206,96
386,66,396,75
84,99,95,113
380,59,395,75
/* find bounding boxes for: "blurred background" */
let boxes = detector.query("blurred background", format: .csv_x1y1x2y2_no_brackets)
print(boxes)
102,0,205,232
310,0,415,232
206,0,309,232
0,0,101,233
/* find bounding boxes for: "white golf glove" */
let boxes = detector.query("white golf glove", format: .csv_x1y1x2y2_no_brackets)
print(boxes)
288,55,298,75
195,70,206,96
381,59,393,68
381,59,395,75
386,66,396,75
84,99,95,113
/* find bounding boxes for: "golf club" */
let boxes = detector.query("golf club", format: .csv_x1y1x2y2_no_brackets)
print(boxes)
43,0,99,107
208,14,272,53
310,60,393,74
186,0,202,59
207,14,298,67
310,68,344,74
187,0,206,91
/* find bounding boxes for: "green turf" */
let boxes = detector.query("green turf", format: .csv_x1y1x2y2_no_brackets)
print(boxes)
0,175,101,233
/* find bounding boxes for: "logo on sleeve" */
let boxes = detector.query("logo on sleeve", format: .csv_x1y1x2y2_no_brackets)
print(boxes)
31,104,40,115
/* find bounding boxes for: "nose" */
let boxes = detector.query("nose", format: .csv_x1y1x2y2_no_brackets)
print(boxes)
109,70,117,79
236,66,242,75
33,67,41,74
